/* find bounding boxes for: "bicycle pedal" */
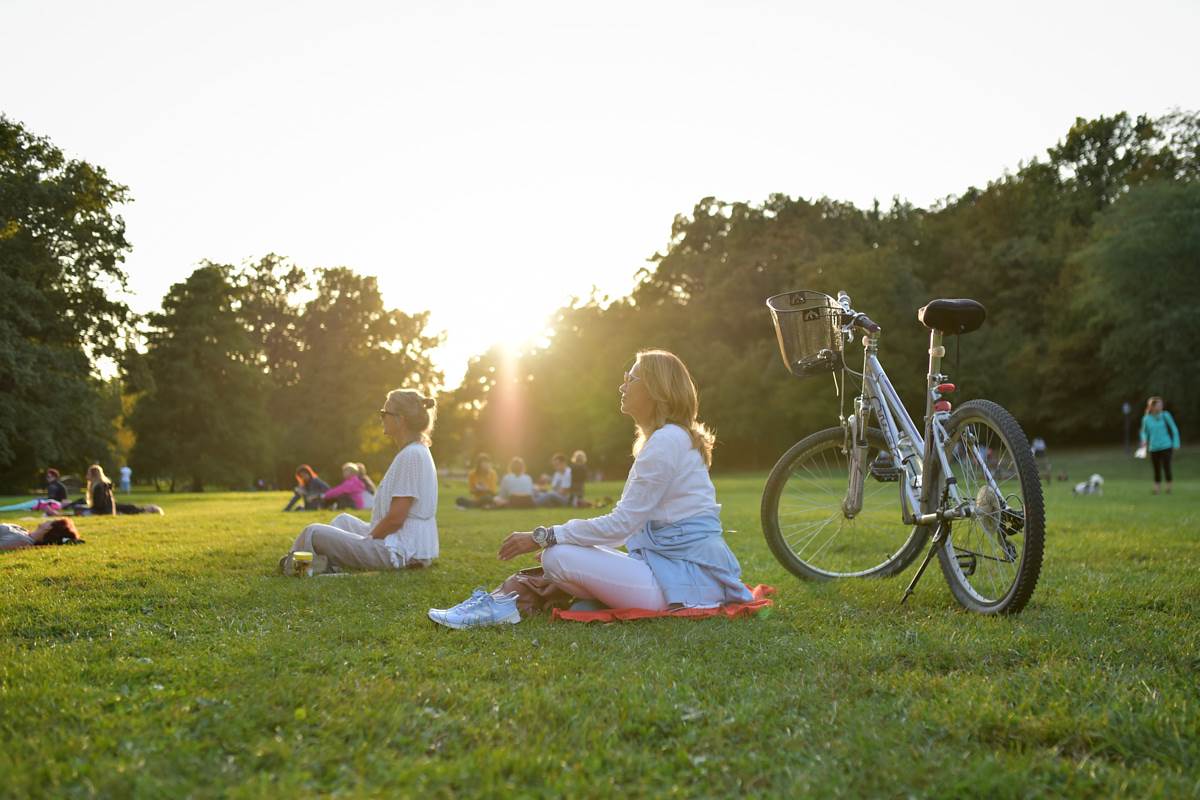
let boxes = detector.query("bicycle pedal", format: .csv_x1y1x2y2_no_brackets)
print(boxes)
869,454,901,482
955,551,977,576
998,538,1018,562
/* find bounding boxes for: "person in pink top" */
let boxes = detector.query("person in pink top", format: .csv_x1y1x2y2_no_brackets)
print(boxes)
323,463,368,510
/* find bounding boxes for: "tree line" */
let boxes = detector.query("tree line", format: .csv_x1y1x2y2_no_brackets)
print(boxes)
1,114,441,491
2,110,1197,490
437,111,1200,475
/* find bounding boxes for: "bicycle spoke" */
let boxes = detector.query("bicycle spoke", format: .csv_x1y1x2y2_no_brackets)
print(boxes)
765,432,922,579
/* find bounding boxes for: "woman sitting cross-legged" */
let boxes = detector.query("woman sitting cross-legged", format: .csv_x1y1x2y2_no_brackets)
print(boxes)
486,457,535,509
456,453,498,508
281,389,440,574
429,349,752,628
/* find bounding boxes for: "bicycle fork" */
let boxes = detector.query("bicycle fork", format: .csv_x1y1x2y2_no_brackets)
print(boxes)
842,405,870,518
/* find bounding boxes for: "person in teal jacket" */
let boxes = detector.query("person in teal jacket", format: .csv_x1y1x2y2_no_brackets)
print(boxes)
1140,396,1181,494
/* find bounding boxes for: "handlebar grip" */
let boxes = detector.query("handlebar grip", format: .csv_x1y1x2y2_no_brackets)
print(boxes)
853,314,882,333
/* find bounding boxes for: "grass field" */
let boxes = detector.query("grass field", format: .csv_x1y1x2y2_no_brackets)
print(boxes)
1,448,1197,798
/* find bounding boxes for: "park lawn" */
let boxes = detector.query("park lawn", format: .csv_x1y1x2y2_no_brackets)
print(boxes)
1,449,1197,798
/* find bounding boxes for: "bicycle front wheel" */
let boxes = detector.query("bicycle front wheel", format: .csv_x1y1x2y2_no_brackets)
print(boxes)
761,427,929,580
935,399,1046,614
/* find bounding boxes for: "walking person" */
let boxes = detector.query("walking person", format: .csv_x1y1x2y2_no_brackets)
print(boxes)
281,389,440,573
119,465,132,494
429,349,752,628
1140,396,1181,495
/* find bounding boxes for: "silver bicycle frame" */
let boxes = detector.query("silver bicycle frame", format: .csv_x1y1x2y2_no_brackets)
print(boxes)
846,326,989,526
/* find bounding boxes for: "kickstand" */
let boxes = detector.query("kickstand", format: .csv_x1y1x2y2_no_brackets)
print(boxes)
900,524,945,604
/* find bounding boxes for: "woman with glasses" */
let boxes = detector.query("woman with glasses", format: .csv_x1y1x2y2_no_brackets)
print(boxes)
429,350,752,628
281,389,439,573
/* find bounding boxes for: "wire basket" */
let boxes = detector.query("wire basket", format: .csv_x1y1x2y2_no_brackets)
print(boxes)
766,290,844,378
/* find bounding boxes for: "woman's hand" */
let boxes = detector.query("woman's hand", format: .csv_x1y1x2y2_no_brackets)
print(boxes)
499,531,539,560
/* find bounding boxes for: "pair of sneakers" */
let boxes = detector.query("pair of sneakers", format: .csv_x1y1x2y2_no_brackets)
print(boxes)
428,588,521,629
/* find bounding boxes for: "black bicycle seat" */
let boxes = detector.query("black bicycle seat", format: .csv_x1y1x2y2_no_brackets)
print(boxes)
917,299,987,334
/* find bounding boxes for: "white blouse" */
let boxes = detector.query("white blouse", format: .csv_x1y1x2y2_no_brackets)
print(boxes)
498,473,534,498
556,424,720,547
373,443,439,564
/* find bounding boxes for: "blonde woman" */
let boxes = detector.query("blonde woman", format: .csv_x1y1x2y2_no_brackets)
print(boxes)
429,350,752,628
488,457,535,509
282,389,439,573
78,465,116,516
64,465,162,515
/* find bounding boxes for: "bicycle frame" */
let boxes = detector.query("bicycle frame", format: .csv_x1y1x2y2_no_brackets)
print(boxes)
838,304,1007,530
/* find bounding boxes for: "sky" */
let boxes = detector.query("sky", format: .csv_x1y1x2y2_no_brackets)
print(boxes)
3,0,1198,387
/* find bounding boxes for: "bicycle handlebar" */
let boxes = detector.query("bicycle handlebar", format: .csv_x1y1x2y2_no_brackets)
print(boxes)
836,290,882,333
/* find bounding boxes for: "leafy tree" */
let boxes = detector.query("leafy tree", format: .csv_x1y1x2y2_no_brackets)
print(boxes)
1072,180,1200,428
0,115,133,488
280,268,442,482
128,266,268,490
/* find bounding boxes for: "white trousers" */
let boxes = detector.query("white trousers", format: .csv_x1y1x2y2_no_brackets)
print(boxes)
540,544,668,611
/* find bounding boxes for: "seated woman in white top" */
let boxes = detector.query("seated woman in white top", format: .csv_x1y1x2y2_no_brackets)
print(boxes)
487,457,535,509
282,389,439,573
429,350,752,628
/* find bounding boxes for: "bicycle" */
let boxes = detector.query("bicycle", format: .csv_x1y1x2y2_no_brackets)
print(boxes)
761,290,1045,614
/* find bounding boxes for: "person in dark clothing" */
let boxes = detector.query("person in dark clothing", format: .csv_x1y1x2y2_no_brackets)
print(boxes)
283,464,331,511
66,465,162,515
46,469,68,502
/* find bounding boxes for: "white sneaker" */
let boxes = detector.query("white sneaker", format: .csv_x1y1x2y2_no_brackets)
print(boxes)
429,591,521,629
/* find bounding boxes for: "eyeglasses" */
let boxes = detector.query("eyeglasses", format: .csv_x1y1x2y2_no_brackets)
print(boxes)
379,409,399,420
623,372,641,385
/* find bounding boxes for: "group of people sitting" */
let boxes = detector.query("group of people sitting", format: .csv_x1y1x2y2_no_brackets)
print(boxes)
455,451,604,510
279,350,755,630
283,463,378,512
0,466,163,519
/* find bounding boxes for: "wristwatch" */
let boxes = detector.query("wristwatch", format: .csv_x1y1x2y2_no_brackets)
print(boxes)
531,525,556,548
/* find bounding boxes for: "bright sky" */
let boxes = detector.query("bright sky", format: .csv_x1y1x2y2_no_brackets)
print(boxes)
4,0,1198,386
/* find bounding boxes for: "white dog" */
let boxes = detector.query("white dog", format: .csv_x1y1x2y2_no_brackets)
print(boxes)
1073,473,1104,496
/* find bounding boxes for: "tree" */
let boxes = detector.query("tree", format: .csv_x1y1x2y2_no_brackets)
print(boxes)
128,266,268,490
0,115,133,488
281,267,442,481
1071,180,1200,429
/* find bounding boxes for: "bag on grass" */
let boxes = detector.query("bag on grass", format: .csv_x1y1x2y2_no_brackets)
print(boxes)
497,566,572,616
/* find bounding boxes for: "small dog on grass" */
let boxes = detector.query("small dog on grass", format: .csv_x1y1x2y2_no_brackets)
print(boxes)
1073,474,1104,496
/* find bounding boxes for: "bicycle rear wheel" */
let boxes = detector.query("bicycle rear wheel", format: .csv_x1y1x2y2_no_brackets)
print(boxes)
761,427,929,580
935,400,1045,614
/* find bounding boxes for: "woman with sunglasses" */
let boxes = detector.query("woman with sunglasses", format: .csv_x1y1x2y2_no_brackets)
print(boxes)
429,350,752,628
281,389,439,573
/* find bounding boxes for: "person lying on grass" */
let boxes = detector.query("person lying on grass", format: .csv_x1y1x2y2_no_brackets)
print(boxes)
429,349,752,629
0,518,84,551
280,389,440,574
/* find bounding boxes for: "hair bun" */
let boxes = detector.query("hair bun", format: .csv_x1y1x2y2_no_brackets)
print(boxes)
422,397,436,409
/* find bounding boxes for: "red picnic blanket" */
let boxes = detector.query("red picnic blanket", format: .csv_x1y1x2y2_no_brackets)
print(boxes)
551,584,776,623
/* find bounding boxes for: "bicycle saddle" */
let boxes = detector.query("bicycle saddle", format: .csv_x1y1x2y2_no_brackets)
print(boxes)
917,298,987,334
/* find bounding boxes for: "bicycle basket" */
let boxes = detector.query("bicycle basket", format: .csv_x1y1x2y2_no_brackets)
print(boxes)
766,290,844,378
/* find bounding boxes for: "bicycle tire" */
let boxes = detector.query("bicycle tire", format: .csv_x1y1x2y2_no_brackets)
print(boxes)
761,426,930,580
933,399,1046,614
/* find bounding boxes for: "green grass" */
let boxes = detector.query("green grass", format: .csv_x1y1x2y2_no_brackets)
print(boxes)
2,448,1197,797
